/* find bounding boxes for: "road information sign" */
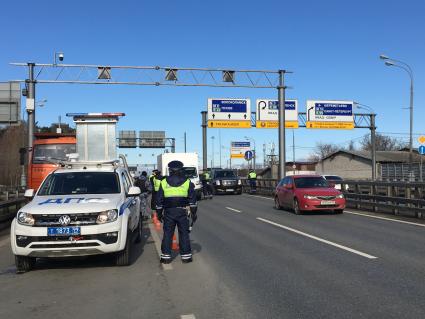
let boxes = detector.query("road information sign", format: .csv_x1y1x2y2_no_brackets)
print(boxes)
208,98,251,128
255,99,298,128
419,145,425,155
231,141,251,159
418,136,425,145
306,100,354,129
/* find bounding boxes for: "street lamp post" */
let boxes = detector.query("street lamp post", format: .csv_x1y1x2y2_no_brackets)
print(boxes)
244,136,256,170
380,54,414,180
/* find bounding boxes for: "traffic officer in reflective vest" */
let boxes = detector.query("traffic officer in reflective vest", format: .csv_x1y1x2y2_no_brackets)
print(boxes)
156,160,197,263
248,169,257,193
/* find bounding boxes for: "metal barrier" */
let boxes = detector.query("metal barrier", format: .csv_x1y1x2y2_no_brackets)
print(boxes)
241,178,425,219
0,188,26,228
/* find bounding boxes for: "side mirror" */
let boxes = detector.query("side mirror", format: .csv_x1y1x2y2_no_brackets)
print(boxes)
24,189,35,198
127,186,141,197
285,184,293,189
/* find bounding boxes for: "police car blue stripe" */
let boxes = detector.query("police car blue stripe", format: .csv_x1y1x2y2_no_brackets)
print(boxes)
119,198,134,216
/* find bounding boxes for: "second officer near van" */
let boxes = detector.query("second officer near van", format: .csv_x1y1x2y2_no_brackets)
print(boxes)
156,160,197,264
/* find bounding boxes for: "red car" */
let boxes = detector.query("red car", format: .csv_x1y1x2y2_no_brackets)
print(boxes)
274,175,345,214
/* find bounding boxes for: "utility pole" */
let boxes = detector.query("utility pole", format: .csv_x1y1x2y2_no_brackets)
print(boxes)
26,63,36,177
201,111,207,170
292,130,296,175
278,70,286,179
211,136,215,168
219,129,222,168
184,132,187,153
370,114,377,180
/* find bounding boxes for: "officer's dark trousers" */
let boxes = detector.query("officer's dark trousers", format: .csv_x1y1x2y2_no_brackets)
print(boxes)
161,207,191,259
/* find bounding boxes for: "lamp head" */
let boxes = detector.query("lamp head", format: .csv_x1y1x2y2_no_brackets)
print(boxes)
385,61,395,66
379,54,390,60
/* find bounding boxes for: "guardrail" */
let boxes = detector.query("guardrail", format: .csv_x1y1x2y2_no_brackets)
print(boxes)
0,189,26,229
241,179,425,219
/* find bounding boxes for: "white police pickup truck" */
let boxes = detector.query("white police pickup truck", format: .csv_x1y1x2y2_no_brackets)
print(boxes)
11,162,142,272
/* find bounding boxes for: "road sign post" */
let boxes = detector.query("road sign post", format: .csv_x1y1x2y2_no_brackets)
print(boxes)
278,71,286,180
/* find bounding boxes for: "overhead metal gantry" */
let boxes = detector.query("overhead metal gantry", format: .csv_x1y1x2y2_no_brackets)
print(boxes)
11,62,291,180
247,112,377,180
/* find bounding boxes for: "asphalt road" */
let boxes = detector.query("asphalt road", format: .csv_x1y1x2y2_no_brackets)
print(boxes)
0,194,424,318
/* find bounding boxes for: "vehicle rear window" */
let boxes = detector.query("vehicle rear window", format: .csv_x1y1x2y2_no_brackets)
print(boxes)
33,144,76,164
294,177,328,188
324,175,342,181
38,172,120,195
214,170,236,178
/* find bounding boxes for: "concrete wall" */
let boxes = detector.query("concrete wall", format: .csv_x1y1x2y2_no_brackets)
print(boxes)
316,153,372,180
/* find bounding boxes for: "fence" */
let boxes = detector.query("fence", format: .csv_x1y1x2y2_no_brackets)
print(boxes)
241,179,425,219
0,187,26,229
380,162,424,181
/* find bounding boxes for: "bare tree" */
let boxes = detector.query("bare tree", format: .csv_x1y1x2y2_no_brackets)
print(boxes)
359,133,406,151
308,142,339,162
0,123,27,187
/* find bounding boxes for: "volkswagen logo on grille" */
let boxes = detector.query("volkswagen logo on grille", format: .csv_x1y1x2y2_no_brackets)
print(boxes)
58,215,71,226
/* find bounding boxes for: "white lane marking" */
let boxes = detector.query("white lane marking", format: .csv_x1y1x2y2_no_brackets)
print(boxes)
148,223,173,270
181,314,196,319
225,207,242,213
256,217,378,259
244,194,273,200
246,194,425,228
0,237,10,248
345,210,425,228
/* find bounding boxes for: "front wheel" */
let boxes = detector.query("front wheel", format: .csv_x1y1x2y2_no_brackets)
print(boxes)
116,229,132,266
274,196,282,210
293,198,303,215
135,216,143,244
15,255,36,273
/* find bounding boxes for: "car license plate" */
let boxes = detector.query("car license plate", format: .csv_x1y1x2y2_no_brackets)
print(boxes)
47,227,81,236
226,189,234,192
320,200,336,205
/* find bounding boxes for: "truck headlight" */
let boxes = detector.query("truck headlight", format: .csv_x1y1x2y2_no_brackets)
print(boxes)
17,212,35,226
303,195,316,200
215,180,221,186
238,180,242,185
336,194,344,199
96,209,118,224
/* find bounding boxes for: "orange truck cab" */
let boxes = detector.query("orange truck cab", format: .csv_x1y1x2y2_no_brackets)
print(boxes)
28,133,76,190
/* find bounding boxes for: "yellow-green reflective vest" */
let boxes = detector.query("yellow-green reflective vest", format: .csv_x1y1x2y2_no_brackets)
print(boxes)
161,179,190,198
204,172,210,180
153,177,162,192
249,172,257,179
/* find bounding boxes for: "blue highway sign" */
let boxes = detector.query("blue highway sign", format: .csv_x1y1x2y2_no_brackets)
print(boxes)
244,150,254,161
419,145,425,155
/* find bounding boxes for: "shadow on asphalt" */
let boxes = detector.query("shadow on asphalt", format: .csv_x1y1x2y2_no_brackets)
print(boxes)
32,223,151,271
276,209,345,216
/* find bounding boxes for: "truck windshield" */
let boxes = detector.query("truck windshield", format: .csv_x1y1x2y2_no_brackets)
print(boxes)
214,170,236,178
182,167,198,179
38,172,120,195
33,144,76,164
294,177,328,188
